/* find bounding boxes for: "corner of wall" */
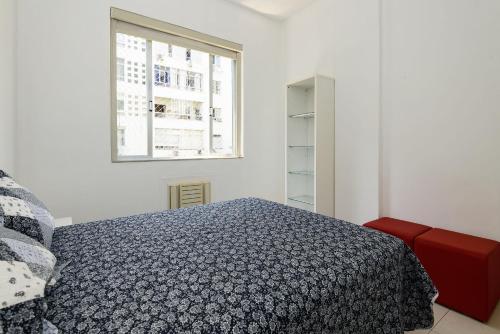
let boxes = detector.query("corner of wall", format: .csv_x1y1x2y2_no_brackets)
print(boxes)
377,0,384,218
0,0,17,176
13,0,18,176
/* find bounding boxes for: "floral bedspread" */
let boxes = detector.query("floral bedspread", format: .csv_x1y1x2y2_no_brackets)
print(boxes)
46,198,436,333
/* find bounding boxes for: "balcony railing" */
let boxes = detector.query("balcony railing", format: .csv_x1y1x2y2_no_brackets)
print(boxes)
155,112,203,121
154,80,203,93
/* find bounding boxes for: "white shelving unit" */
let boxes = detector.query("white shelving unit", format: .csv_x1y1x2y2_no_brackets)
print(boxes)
285,75,335,216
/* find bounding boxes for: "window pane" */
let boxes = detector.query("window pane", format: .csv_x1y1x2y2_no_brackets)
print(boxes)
116,33,148,156
152,41,210,158
212,55,234,155
117,58,125,81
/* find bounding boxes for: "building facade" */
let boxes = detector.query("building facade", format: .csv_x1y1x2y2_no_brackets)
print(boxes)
116,33,234,158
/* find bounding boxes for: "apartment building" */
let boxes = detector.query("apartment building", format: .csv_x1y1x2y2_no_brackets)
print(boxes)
116,33,234,159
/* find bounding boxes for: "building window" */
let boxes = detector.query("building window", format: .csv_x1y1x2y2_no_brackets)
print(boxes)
155,103,166,117
117,99,125,112
154,129,204,157
172,69,180,88
117,34,126,48
186,72,196,91
213,108,222,122
112,9,242,161
154,65,170,87
117,58,125,81
154,98,203,121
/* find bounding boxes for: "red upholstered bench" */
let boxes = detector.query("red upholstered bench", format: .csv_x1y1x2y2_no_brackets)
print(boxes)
363,217,432,249
415,228,500,322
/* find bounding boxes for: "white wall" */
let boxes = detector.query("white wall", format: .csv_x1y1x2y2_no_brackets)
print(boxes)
16,0,285,223
381,0,500,240
14,0,499,239
0,0,16,175
285,0,380,224
286,0,500,240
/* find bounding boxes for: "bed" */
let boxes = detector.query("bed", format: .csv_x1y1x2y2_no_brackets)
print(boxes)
44,198,436,333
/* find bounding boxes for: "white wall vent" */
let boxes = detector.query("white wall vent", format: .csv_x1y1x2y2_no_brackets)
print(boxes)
169,181,211,209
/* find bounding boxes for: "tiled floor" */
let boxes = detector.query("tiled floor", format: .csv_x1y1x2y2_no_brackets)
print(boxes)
406,303,500,334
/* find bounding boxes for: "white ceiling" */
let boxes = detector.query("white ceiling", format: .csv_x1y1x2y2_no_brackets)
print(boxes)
226,0,316,20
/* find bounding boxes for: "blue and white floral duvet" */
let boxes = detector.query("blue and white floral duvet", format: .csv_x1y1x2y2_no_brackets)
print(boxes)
46,198,436,333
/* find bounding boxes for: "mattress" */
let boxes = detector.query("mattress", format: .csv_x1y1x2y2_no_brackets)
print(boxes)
46,198,436,333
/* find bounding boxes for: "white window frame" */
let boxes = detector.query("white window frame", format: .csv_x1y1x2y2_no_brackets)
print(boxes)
110,7,243,162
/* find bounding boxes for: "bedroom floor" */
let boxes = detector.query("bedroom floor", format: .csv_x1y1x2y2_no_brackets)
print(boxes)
406,302,500,334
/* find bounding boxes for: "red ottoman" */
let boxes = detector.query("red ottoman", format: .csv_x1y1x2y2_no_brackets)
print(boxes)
415,228,500,322
363,217,432,249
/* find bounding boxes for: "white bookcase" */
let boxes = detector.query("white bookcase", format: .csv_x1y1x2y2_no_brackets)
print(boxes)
285,75,335,217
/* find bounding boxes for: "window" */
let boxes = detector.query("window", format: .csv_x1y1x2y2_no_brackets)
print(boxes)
154,65,170,87
154,129,204,157
117,58,125,81
186,71,201,91
155,103,166,117
213,108,222,122
154,98,202,121
117,95,125,112
171,69,180,88
111,8,242,161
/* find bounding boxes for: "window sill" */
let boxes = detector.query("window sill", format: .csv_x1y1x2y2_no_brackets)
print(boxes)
111,155,244,163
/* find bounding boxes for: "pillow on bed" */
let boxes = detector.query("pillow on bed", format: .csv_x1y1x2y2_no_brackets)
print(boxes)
0,226,57,332
0,170,55,248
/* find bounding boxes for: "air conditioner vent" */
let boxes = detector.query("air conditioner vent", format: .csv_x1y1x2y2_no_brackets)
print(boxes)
169,181,210,209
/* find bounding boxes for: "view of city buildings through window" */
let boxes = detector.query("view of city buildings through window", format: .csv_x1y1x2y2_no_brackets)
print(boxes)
116,32,235,159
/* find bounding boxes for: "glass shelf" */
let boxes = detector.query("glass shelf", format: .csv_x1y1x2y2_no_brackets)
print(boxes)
288,170,314,176
288,195,314,205
288,145,314,148
289,112,315,119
